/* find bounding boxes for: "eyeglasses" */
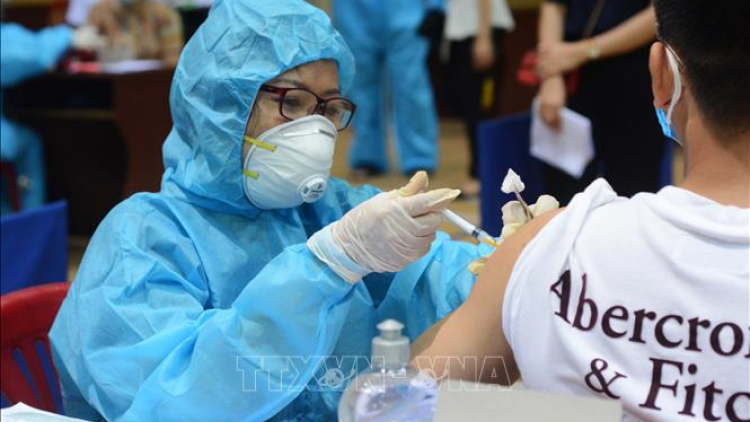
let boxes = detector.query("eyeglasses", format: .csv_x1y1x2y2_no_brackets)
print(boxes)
259,85,356,131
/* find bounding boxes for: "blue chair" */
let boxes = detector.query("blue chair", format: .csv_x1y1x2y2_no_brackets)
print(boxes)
478,113,674,237
0,201,68,295
1,282,69,413
478,113,544,237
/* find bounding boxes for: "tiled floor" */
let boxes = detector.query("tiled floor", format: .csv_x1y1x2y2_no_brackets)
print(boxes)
68,118,480,280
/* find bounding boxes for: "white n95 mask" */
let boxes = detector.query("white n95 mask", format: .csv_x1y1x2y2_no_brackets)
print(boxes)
243,115,337,210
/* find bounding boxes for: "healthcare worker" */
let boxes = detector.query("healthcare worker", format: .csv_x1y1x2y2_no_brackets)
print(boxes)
0,24,71,214
49,1,487,421
0,23,100,214
332,0,439,177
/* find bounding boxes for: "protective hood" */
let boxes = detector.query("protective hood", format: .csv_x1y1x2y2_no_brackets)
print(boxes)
161,0,355,215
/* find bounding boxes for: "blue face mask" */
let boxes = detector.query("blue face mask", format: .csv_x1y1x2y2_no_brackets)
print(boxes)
654,46,684,145
656,109,677,140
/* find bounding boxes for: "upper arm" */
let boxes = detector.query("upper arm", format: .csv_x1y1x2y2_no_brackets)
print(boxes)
413,209,563,384
71,206,210,338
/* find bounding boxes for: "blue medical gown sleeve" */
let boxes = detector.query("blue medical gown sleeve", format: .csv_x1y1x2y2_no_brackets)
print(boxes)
376,231,491,340
0,23,72,88
50,202,357,422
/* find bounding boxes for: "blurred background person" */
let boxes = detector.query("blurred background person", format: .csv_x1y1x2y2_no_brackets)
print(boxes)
333,0,439,180
444,0,514,198
87,0,184,65
0,23,99,215
536,0,664,204
0,24,70,215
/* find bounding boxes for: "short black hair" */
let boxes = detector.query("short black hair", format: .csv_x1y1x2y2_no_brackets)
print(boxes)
654,0,750,139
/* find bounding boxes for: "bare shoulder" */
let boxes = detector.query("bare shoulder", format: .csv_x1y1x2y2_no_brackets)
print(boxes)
464,208,564,312
418,208,566,384
500,208,564,259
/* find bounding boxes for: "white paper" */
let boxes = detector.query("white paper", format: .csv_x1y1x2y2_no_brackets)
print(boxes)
1,403,92,422
434,380,622,422
530,98,595,179
98,60,165,74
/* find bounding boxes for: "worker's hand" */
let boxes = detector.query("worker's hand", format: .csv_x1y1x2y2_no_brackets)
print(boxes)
538,76,567,130
500,195,559,240
308,172,460,283
335,171,460,273
468,194,559,275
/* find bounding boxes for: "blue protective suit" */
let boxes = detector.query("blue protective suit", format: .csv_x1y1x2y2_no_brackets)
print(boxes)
0,24,71,215
49,1,485,421
333,0,439,173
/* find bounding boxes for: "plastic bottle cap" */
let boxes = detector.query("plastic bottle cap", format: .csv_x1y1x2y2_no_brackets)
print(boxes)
372,319,410,370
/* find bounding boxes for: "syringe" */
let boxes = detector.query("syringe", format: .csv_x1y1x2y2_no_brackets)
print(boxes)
441,209,499,248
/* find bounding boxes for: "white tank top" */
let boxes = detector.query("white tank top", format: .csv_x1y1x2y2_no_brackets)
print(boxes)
444,0,515,41
503,179,750,422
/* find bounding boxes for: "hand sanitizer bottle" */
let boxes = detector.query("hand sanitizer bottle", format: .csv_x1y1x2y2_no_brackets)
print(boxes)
338,319,439,422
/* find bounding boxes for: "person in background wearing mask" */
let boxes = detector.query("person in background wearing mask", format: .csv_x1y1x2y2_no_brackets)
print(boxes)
50,1,489,421
332,0,439,179
536,0,664,204
413,0,749,421
0,23,101,214
87,0,183,65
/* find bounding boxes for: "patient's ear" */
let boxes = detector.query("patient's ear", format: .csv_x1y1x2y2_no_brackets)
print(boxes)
650,42,673,110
